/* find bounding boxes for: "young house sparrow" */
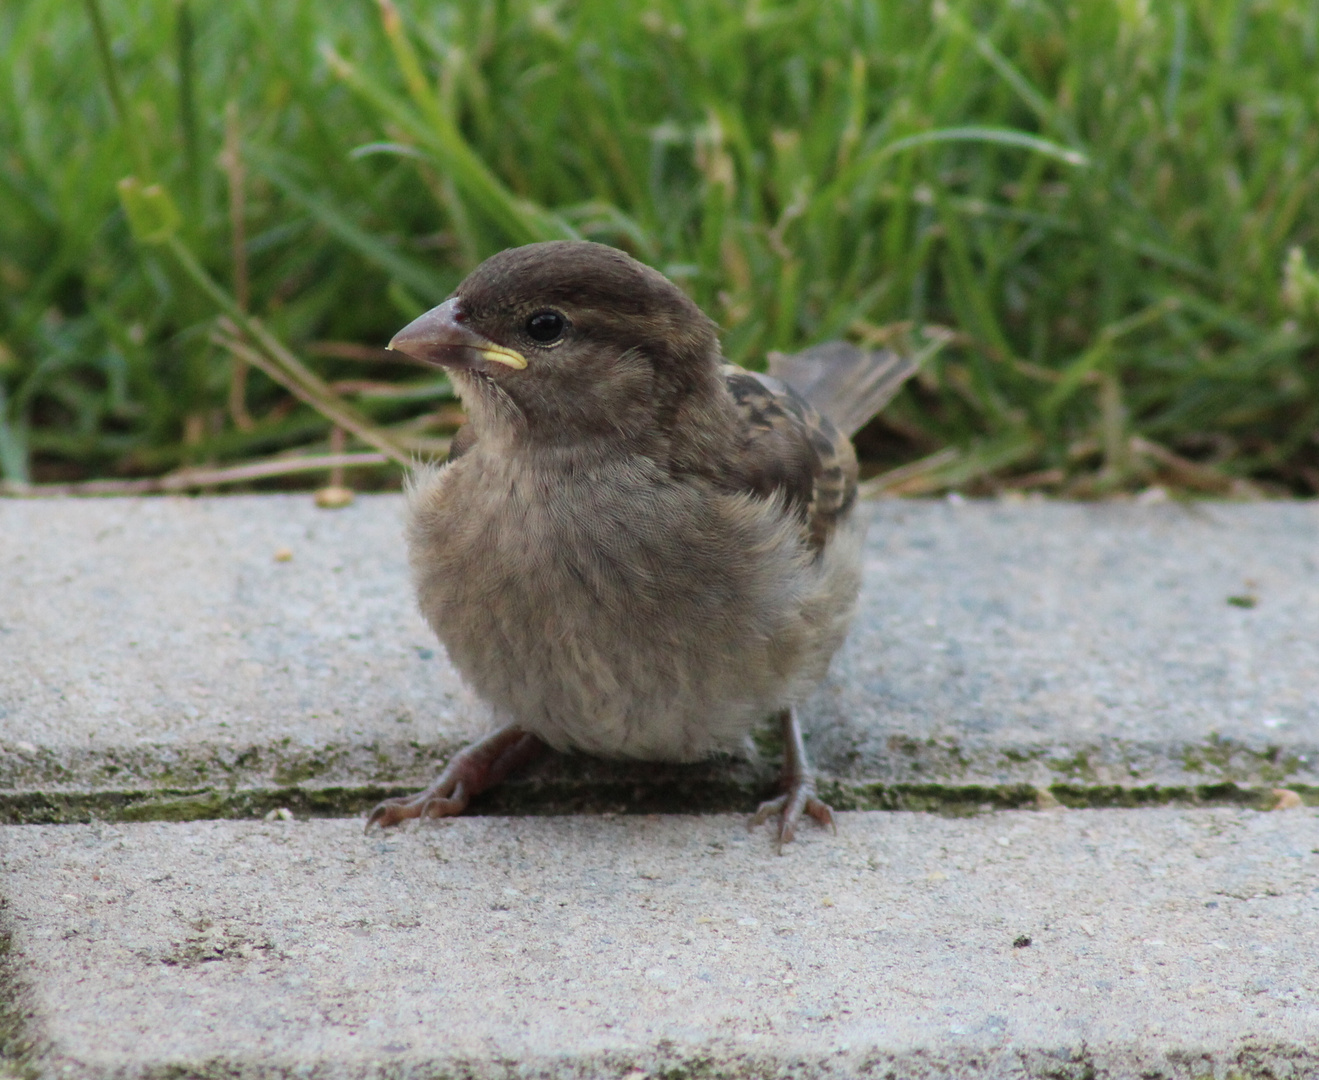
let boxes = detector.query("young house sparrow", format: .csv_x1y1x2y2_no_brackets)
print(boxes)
369,241,913,844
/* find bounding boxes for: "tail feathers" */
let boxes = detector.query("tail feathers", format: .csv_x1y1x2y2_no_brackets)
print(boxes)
767,341,918,438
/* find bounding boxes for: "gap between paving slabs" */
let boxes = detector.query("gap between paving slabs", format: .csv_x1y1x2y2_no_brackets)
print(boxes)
0,761,1312,827
2,732,1313,824
3,734,1313,823
2,717,1315,826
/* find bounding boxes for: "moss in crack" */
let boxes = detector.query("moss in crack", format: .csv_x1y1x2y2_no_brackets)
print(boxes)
1046,749,1098,783
0,786,414,825
823,781,1041,814
271,754,335,786
1229,1042,1319,1079
1181,733,1303,783
651,1057,723,1080
2,776,1314,825
151,761,223,788
0,739,446,793
1046,782,1307,810
1258,748,1305,785
0,912,39,1080
881,734,974,777
1037,1049,1098,1080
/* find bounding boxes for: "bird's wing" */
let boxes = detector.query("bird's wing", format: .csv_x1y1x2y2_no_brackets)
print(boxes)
720,365,858,553
767,341,916,438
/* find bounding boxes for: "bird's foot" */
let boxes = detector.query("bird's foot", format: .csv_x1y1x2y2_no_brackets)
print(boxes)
365,726,543,831
366,766,473,830
750,776,835,851
748,707,836,851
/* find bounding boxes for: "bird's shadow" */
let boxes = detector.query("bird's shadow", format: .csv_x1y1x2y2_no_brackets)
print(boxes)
465,749,778,817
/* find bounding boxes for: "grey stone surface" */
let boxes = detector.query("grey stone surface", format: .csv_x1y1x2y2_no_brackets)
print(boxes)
3,808,1318,1078
821,498,1319,788
0,495,480,794
1,496,1318,799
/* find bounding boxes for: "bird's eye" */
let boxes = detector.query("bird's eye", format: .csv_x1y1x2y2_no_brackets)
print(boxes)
525,311,566,344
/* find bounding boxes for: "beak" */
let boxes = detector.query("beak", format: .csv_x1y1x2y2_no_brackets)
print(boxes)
387,298,527,371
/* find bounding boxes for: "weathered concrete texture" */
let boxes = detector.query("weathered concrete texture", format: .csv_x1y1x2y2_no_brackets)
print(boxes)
0,495,480,794
819,498,1319,789
3,808,1317,1079
1,497,1317,802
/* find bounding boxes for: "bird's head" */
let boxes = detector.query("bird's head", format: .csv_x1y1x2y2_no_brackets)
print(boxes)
389,241,723,452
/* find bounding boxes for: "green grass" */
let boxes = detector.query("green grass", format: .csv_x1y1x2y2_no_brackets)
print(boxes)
2,0,1318,494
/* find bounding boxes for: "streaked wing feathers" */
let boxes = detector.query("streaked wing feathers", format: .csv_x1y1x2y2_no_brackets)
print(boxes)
721,366,857,553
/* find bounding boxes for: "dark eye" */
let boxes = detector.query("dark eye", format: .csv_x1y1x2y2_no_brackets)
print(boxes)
525,310,566,344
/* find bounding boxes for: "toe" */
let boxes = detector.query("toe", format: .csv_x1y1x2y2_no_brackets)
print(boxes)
750,794,788,829
364,798,410,831
365,772,472,831
751,785,836,849
418,782,468,820
804,796,836,833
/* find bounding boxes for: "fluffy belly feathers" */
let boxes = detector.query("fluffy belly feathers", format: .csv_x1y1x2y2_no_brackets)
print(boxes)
406,456,860,761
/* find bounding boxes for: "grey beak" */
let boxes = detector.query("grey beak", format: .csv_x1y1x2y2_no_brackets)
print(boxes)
389,298,527,371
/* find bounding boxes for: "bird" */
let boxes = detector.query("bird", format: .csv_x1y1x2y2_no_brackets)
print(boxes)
367,240,914,845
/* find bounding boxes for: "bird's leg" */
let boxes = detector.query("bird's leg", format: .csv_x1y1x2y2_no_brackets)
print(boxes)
750,707,835,849
365,724,545,830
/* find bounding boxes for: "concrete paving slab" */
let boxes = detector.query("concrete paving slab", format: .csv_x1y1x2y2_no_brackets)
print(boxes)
2,808,1317,1078
819,498,1319,791
1,497,1317,812
1,494,478,802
